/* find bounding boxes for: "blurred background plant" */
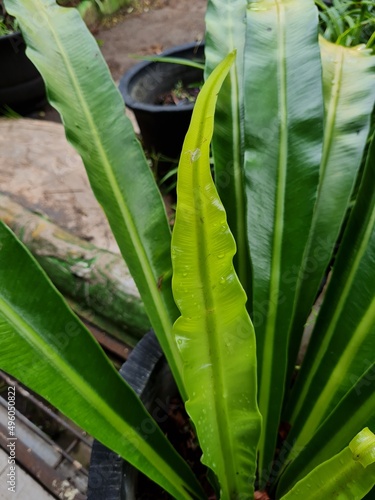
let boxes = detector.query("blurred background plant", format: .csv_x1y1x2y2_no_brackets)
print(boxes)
316,0,375,204
316,0,375,50
0,0,17,34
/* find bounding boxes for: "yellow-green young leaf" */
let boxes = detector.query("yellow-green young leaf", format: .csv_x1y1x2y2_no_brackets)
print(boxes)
280,428,375,500
351,428,375,468
171,52,262,499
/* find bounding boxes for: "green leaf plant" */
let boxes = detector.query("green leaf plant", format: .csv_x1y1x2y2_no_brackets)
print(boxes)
1,0,375,498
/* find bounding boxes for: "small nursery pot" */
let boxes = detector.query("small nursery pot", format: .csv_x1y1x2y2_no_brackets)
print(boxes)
0,32,46,114
87,331,178,499
119,42,205,160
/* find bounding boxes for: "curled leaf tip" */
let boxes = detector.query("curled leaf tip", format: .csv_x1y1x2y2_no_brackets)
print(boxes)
349,427,375,468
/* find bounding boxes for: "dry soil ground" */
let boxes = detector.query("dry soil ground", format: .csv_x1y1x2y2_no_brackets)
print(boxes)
0,0,206,250
44,0,207,121
98,0,206,80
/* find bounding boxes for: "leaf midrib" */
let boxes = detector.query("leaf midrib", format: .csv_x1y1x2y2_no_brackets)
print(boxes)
192,119,238,498
280,384,375,490
293,294,375,448
319,45,344,185
33,1,174,347
286,46,344,374
258,0,288,460
292,45,344,300
207,0,248,288
290,203,375,424
0,295,192,497
0,296,128,430
227,32,248,287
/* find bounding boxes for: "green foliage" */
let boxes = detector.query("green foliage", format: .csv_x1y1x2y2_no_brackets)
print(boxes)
172,51,261,499
1,0,375,499
315,0,375,50
280,428,375,499
0,0,18,35
0,15,15,34
243,1,324,478
0,222,203,500
3,0,185,398
131,54,205,71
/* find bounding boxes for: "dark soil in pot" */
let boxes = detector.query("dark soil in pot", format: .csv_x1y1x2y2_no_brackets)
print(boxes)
155,79,202,106
119,42,205,160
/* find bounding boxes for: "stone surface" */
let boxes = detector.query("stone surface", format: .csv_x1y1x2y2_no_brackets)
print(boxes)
0,118,119,253
0,449,54,500
1,0,206,248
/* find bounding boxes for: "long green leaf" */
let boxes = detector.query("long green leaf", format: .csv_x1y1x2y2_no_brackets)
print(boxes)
205,0,252,300
4,0,184,397
286,37,375,381
132,55,205,70
171,52,262,499
243,0,324,483
285,134,375,454
0,222,204,500
280,428,375,500
277,364,375,495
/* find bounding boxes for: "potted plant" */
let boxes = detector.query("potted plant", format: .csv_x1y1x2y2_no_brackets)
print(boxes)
119,42,205,159
1,0,375,499
0,1,45,114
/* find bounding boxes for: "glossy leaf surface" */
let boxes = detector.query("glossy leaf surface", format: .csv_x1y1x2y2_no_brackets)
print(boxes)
172,52,262,499
205,0,251,297
287,37,375,380
286,134,375,452
243,0,323,483
4,0,184,396
0,222,204,500
280,428,375,500
277,364,375,495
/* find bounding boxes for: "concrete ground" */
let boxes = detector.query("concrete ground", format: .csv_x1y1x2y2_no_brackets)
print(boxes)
0,448,53,500
97,0,206,81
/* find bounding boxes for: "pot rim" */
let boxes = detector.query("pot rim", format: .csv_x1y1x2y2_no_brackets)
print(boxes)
119,41,205,114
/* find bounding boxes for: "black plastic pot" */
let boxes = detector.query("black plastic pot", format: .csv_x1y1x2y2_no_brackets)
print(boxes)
0,32,46,114
119,42,205,160
87,331,178,499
